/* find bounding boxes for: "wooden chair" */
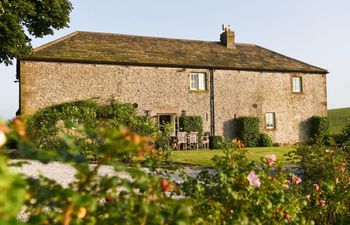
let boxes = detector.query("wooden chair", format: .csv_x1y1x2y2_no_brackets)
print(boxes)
201,132,210,149
176,132,187,150
188,132,198,150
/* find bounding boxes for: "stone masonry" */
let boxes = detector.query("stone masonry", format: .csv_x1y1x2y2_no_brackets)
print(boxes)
20,60,327,144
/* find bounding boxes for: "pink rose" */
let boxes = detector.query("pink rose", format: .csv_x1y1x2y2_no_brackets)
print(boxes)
319,199,326,207
247,170,261,188
291,176,302,184
313,183,320,191
265,154,276,166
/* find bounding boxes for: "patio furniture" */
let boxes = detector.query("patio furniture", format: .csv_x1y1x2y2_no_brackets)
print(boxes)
201,132,210,149
176,132,187,150
188,132,198,150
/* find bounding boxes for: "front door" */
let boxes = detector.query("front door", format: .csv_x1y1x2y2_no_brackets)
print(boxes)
157,114,177,136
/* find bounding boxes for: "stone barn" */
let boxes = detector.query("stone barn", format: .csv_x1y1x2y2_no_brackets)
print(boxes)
18,27,328,144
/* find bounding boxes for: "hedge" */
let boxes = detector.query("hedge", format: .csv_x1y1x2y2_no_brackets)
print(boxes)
25,100,156,159
179,116,203,138
236,116,260,147
310,116,331,144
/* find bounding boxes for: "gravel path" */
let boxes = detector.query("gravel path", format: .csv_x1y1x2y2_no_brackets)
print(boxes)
10,160,133,187
9,160,300,187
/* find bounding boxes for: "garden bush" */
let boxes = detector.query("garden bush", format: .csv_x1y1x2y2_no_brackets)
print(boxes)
2,117,350,224
181,141,309,224
236,116,260,147
179,116,203,138
288,144,350,224
25,100,156,160
343,123,350,145
258,133,273,147
310,116,331,144
209,135,223,149
0,119,195,224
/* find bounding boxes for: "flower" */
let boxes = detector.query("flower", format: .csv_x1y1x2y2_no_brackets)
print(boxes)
265,154,276,166
77,207,87,219
319,199,326,207
305,194,311,200
313,183,320,191
0,131,6,147
247,170,261,188
291,176,302,184
335,178,340,184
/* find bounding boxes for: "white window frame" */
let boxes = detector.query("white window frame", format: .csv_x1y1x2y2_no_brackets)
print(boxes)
190,73,206,91
265,112,276,129
292,77,302,93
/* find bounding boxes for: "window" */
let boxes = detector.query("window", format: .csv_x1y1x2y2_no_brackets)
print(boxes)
265,112,275,129
190,73,206,90
292,77,302,93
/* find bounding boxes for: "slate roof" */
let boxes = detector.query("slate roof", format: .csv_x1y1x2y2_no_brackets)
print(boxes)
25,31,328,74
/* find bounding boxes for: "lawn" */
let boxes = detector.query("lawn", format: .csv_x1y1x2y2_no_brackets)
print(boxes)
172,147,294,167
328,107,350,134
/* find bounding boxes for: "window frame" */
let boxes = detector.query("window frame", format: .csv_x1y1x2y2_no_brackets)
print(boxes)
291,76,303,93
265,112,276,130
189,72,207,91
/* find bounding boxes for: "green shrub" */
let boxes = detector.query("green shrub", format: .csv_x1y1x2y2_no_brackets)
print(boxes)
25,100,156,160
209,135,223,149
343,123,350,144
236,116,260,147
258,133,273,147
288,144,350,224
310,116,331,144
182,143,309,224
179,116,203,138
1,119,195,224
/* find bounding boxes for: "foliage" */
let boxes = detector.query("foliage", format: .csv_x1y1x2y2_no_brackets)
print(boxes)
288,144,350,224
0,119,195,224
310,116,331,144
25,100,156,160
209,135,223,149
258,133,273,147
179,116,203,138
343,123,350,145
181,141,309,224
236,116,260,147
327,107,350,134
0,0,73,65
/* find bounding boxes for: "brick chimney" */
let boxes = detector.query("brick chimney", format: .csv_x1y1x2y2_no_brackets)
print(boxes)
220,24,235,49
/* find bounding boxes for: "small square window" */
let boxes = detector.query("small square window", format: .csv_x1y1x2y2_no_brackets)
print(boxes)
190,73,206,90
292,77,302,93
265,112,276,129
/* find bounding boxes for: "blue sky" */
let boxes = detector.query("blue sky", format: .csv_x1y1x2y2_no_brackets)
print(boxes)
1,0,350,119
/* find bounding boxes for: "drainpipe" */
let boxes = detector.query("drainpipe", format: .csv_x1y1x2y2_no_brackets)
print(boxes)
210,68,215,136
16,59,21,116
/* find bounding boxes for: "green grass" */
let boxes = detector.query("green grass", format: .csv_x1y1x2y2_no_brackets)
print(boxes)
172,147,294,167
328,107,350,134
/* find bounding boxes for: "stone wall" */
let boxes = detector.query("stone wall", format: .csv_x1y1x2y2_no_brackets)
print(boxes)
20,61,212,132
214,70,327,143
20,61,327,143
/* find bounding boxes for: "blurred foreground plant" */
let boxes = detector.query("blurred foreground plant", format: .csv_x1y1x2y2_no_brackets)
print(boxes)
0,118,194,225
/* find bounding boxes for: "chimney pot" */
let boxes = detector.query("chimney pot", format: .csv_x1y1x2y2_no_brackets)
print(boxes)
220,25,235,49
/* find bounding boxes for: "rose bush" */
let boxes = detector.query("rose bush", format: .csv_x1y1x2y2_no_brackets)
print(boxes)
181,141,309,224
0,119,195,225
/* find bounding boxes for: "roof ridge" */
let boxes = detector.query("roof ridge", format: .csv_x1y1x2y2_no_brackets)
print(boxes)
254,45,328,73
33,31,80,52
75,30,218,43
74,30,252,46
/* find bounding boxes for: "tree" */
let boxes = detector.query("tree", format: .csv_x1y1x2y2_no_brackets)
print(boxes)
0,0,73,65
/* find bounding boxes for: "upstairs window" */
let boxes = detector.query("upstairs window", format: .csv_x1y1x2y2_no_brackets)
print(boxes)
190,73,206,91
292,77,302,93
265,112,276,129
